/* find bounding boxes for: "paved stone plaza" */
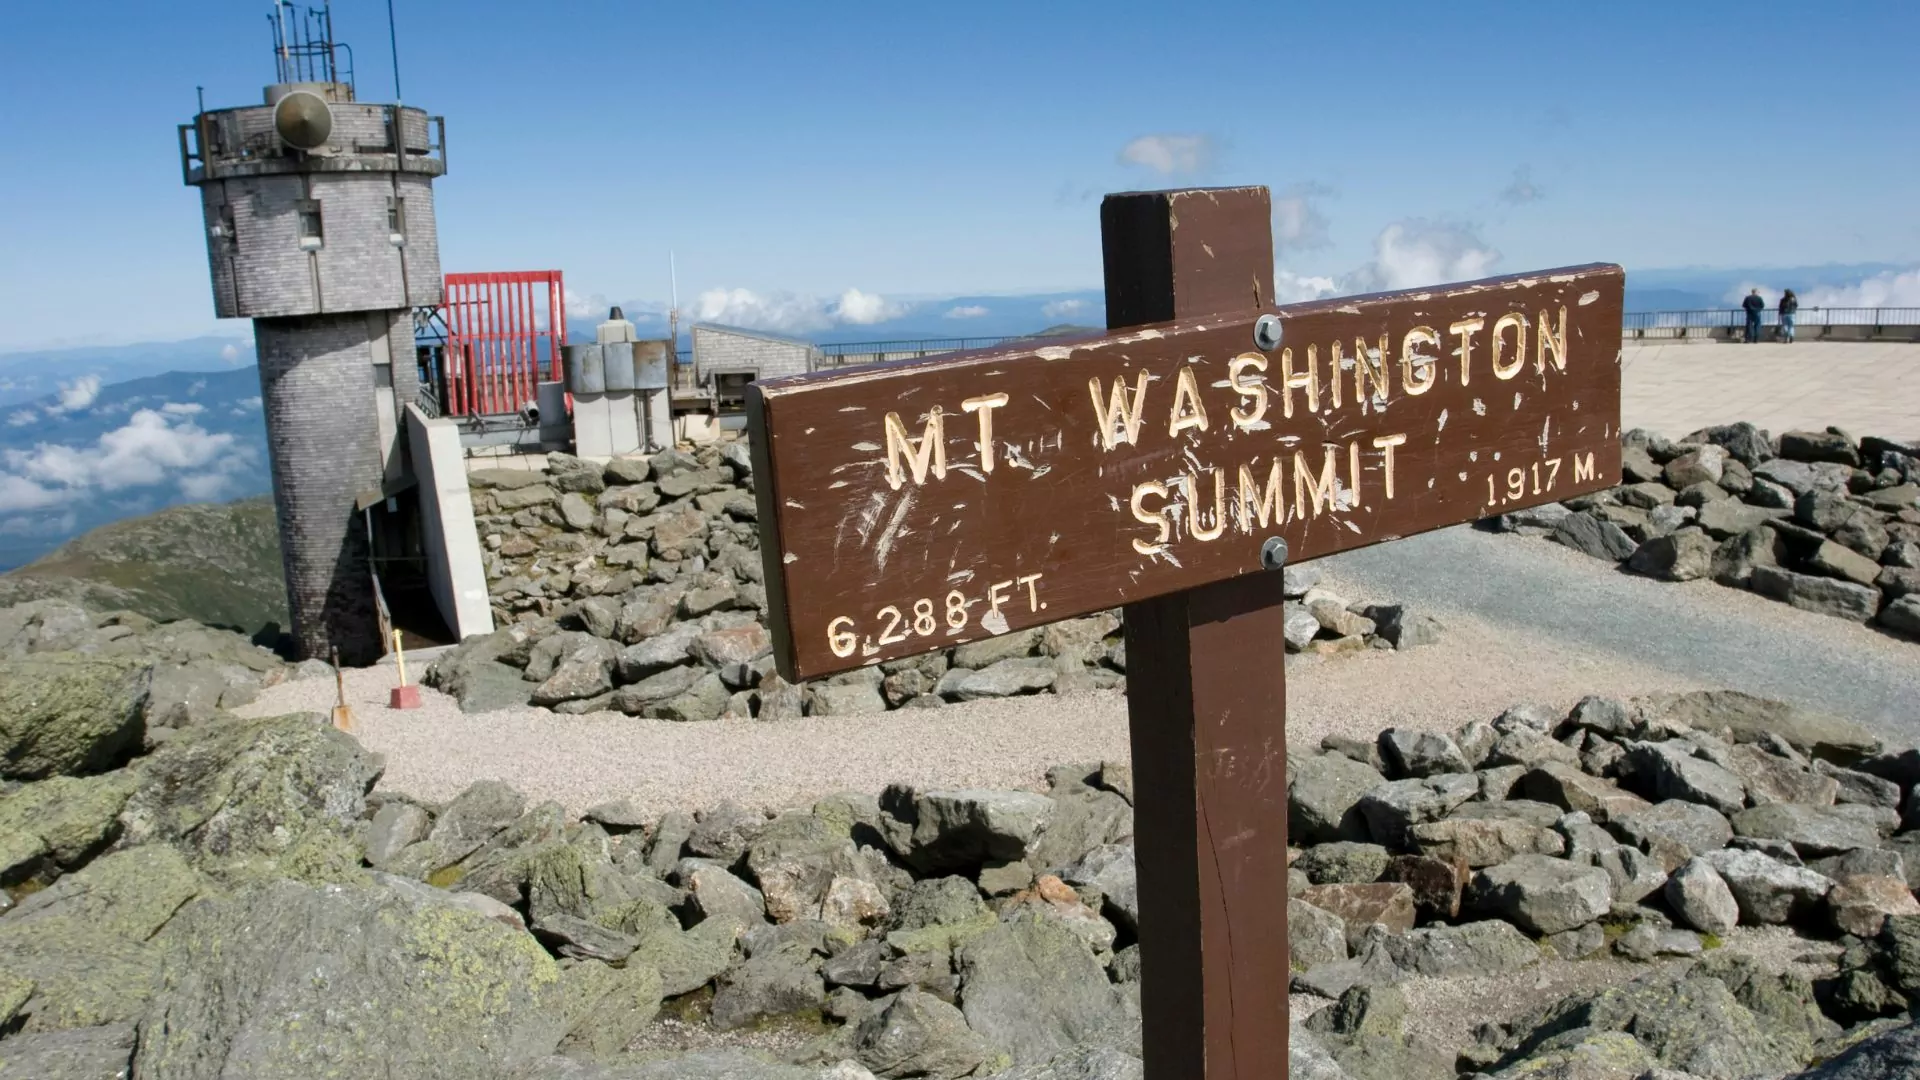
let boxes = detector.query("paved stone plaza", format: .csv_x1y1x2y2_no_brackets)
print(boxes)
1622,341,1920,439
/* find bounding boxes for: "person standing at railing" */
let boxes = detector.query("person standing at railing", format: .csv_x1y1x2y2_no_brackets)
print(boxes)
1743,289,1766,344
1778,290,1798,343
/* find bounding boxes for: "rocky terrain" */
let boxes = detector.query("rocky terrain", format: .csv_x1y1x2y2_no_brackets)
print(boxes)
1500,425,1920,639
435,439,1442,719
0,496,286,639
2,590,1920,1077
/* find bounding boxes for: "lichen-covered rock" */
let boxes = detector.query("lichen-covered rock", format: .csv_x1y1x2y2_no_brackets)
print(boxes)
0,770,137,882
881,787,1054,875
116,712,382,883
0,1023,137,1080
1382,919,1538,978
555,960,664,1061
853,987,996,1080
0,845,203,1034
955,910,1128,1066
134,878,568,1079
0,654,150,780
1289,899,1349,971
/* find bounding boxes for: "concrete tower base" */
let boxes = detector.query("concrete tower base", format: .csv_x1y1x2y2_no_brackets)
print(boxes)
253,311,417,663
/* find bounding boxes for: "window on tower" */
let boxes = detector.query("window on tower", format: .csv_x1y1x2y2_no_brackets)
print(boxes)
297,198,324,250
388,197,407,245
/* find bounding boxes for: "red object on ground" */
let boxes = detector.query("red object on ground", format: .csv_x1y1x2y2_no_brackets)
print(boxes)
389,685,422,710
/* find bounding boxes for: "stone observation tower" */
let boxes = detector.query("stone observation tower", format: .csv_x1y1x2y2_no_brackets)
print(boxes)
179,2,446,662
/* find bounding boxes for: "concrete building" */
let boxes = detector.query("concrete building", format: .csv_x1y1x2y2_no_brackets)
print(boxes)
180,5,447,663
690,324,823,419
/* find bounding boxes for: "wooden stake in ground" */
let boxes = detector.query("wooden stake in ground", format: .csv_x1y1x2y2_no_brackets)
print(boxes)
744,185,1624,1077
388,628,422,710
330,645,355,732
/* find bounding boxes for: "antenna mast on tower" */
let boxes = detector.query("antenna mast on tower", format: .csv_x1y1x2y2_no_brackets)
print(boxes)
668,251,680,358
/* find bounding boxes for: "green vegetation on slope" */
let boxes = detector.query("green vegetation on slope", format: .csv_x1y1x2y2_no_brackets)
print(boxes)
0,497,286,635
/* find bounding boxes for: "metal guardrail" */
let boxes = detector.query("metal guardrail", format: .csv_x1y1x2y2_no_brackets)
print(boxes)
818,335,1019,359
1624,307,1920,330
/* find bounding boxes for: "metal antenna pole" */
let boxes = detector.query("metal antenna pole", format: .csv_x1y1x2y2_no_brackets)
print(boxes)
387,0,403,102
669,251,679,354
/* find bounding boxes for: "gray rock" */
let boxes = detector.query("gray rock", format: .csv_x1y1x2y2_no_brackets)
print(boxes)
1623,741,1748,815
1787,1017,1920,1079
0,1023,135,1080
1411,817,1565,868
1752,565,1882,622
1666,857,1741,935
1542,922,1608,960
1378,729,1471,779
1811,848,1907,883
957,658,1058,700
710,943,826,1031
687,799,768,863
1730,803,1885,857
133,879,567,1078
1614,924,1704,962
1639,690,1882,765
885,788,1055,874
1756,457,1852,497
1666,445,1728,488
1700,848,1834,924
809,681,888,716
1358,603,1443,650
1879,596,1920,639
1518,761,1650,822
367,801,433,868
0,656,149,781
1355,775,1478,850
675,858,769,931
1727,744,1840,806
1290,898,1350,970
1469,854,1613,935
1451,799,1565,829
1629,528,1718,581
989,1044,1145,1080
1289,753,1388,845
955,911,1126,1066
1060,844,1137,934
1553,512,1638,561
1382,920,1539,978
951,628,1043,670
1283,608,1322,651
1289,927,1403,1000
853,988,995,1079
1295,842,1392,885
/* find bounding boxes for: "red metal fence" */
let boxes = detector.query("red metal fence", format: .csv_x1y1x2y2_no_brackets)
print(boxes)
441,271,568,417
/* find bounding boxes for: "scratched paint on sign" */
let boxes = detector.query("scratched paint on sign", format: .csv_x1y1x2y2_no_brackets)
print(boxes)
748,264,1624,680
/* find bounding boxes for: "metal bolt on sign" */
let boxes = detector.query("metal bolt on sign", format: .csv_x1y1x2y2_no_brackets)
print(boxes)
1253,313,1283,351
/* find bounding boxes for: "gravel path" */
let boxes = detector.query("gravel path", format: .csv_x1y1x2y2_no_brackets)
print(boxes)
1317,524,1920,742
238,525,1918,816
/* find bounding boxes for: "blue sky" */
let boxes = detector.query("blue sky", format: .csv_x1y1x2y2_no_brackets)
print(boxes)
3,0,1917,350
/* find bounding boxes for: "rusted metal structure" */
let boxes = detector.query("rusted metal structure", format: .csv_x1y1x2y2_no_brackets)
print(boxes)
436,270,568,418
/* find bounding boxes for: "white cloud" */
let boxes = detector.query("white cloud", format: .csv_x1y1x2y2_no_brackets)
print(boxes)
220,343,243,363
237,395,263,409
187,379,207,396
1343,219,1502,294
564,287,612,321
1041,299,1090,320
161,402,204,416
2,409,251,506
1800,269,1920,308
945,305,990,319
1274,270,1340,303
7,410,35,428
833,288,906,325
177,472,239,501
0,474,63,513
1725,282,1776,305
1117,134,1216,176
44,375,101,415
1498,166,1544,206
1273,184,1332,254
692,286,912,336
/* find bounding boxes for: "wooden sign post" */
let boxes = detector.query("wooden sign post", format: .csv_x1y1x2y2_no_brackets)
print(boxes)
747,186,1623,1077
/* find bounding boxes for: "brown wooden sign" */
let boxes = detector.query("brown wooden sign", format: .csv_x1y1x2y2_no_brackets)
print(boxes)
749,263,1624,682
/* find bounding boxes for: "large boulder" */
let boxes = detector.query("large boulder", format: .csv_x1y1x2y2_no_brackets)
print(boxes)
1637,690,1881,764
1730,803,1886,858
954,910,1128,1066
0,770,138,883
1382,920,1539,978
1469,855,1612,935
0,1023,138,1080
0,655,150,780
133,878,568,1078
1666,857,1740,936
1289,754,1388,845
1785,1018,1920,1079
1700,849,1834,924
116,712,382,883
0,845,203,1033
881,788,1054,875
853,987,996,1080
